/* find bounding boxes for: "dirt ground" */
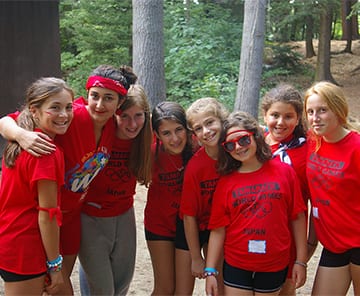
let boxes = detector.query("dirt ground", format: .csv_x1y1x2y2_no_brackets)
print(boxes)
0,40,359,295
293,39,360,122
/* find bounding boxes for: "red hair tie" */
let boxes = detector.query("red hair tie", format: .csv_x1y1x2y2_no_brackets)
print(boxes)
86,75,127,96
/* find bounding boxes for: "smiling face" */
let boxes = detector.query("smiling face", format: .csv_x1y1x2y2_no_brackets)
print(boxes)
305,93,342,141
191,113,222,150
87,87,122,126
32,89,73,138
116,104,146,140
156,119,187,155
264,101,299,144
225,127,258,166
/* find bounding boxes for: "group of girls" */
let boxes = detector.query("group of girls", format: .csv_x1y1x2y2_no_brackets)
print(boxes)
0,65,152,295
0,71,359,296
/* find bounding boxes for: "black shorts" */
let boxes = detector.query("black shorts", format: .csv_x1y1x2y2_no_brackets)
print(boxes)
145,228,174,242
319,247,360,267
174,216,210,250
223,261,288,293
0,268,45,282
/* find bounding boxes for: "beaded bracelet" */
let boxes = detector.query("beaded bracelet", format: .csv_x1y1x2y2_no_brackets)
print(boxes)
46,254,63,273
294,260,307,268
204,267,219,277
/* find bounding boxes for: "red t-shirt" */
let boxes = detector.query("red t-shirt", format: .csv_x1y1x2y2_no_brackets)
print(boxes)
270,141,310,204
180,147,219,231
306,131,360,253
55,97,115,212
8,98,115,212
83,137,136,217
0,143,64,274
209,159,306,272
145,143,185,237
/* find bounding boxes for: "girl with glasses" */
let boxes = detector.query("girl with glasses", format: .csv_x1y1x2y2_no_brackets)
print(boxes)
205,111,307,296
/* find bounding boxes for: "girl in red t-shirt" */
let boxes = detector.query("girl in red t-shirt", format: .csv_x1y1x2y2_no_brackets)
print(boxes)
178,97,229,295
0,77,74,295
78,84,153,296
261,83,315,296
304,81,360,296
144,101,195,295
205,111,307,296
0,65,136,294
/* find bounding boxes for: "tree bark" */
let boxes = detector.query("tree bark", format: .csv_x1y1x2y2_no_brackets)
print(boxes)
0,0,61,152
305,15,316,58
315,4,337,84
132,0,166,108
341,0,352,53
234,0,267,118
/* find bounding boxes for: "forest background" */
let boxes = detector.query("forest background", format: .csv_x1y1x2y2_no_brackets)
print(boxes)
59,0,360,120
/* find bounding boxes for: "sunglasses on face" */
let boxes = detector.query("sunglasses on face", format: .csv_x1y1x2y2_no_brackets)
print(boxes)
222,132,253,152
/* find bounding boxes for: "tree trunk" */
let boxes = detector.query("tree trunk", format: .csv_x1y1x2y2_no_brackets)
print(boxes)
234,0,267,118
351,0,359,39
0,0,61,152
132,0,166,108
305,15,316,58
341,0,352,53
315,4,337,84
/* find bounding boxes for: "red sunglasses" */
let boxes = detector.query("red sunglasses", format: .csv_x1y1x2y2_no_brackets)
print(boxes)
222,130,253,152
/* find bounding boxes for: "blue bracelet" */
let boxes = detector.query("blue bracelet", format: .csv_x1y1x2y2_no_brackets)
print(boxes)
204,267,219,277
46,255,63,268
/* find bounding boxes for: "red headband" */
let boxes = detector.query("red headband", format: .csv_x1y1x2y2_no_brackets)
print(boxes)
86,75,127,96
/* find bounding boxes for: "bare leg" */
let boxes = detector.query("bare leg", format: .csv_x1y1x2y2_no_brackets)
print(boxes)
350,263,360,295
175,248,195,295
224,285,253,296
147,240,176,295
312,265,351,296
5,274,45,295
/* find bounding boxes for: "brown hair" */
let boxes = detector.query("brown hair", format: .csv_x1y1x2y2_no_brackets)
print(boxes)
120,84,152,186
4,77,74,168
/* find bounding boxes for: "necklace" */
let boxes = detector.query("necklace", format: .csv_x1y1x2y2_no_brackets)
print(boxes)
167,154,184,172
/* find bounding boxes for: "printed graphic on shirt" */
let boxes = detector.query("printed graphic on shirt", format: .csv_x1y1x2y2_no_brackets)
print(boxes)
307,152,344,190
65,147,110,193
232,182,281,219
200,178,218,202
158,170,184,195
105,151,131,183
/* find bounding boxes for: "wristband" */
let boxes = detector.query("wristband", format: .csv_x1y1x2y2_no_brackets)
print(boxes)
204,267,219,277
46,254,63,272
294,260,307,268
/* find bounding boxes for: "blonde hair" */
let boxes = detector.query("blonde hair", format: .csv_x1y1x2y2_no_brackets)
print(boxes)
186,97,229,129
304,81,359,150
4,77,74,168
120,84,152,186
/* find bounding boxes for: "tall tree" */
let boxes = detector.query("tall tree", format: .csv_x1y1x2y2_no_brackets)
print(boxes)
315,3,337,83
0,0,61,152
132,0,166,108
234,0,267,118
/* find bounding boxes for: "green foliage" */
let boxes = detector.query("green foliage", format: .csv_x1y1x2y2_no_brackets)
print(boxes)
59,0,132,97
261,43,314,91
164,0,242,110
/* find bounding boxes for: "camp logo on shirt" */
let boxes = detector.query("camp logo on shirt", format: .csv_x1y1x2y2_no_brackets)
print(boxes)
65,150,110,193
